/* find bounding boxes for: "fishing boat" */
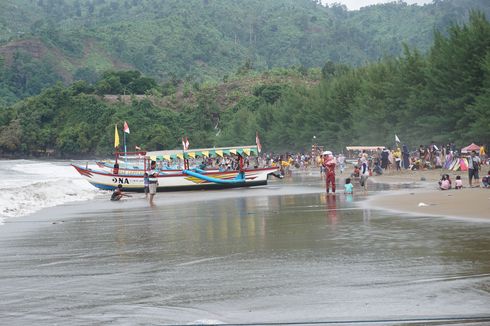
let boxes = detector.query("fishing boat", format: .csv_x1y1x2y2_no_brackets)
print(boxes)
73,145,280,192
72,165,278,192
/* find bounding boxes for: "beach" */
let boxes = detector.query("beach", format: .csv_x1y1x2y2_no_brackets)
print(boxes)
367,169,490,221
1,163,490,325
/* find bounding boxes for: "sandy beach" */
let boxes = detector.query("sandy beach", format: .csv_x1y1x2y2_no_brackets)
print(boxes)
367,168,490,221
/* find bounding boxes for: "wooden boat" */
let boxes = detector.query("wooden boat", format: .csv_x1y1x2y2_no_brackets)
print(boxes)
72,165,279,192
73,144,281,191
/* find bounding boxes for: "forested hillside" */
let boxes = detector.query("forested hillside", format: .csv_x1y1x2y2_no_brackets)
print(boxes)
0,11,489,157
0,0,489,105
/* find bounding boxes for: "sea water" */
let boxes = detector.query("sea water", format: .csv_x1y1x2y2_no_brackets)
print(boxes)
0,160,101,224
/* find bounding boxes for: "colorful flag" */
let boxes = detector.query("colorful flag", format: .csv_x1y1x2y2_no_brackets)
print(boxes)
256,131,262,153
114,124,120,148
395,134,400,143
182,137,189,151
123,121,130,134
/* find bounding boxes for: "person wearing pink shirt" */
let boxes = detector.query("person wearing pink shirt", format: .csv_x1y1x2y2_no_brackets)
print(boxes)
455,175,463,189
439,174,451,190
323,153,336,194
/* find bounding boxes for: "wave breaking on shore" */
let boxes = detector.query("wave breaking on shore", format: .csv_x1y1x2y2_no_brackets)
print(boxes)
0,160,101,224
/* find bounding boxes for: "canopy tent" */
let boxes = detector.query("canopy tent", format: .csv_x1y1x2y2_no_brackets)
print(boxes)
461,143,481,153
346,146,384,152
146,145,259,161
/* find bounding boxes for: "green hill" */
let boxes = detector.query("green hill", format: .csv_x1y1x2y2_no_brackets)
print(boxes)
1,0,490,105
1,10,489,156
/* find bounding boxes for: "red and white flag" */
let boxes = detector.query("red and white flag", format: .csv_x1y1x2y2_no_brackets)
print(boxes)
182,137,190,150
256,131,262,153
123,121,130,134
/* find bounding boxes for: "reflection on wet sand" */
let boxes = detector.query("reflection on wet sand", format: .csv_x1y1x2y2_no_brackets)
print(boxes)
0,171,489,325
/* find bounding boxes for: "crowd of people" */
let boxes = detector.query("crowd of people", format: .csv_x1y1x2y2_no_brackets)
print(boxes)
259,142,489,194
110,142,489,202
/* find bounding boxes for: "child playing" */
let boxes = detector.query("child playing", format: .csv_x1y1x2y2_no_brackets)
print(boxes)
351,165,360,178
111,184,131,201
360,158,369,190
455,175,463,189
439,175,451,190
344,178,353,194
482,170,490,188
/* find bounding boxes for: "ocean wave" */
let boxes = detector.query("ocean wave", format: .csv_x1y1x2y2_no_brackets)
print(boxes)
0,160,102,224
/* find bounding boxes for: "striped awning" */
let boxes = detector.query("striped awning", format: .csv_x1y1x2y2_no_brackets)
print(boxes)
146,145,259,161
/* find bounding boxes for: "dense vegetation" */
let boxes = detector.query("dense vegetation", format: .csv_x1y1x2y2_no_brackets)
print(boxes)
1,0,490,105
0,11,489,157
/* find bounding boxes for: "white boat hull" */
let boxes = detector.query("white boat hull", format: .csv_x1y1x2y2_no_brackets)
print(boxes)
72,165,279,192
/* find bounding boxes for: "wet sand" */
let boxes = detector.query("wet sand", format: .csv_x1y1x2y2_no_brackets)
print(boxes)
368,169,490,221
1,171,490,325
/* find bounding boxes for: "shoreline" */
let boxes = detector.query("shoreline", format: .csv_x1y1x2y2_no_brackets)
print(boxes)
0,179,324,225
365,169,490,222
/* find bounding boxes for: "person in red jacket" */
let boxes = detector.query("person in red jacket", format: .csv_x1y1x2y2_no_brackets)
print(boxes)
323,153,336,194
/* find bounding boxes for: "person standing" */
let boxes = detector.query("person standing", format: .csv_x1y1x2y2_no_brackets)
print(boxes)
402,145,410,169
323,154,336,194
381,148,390,170
143,172,150,198
468,150,481,187
148,172,159,204
319,155,325,179
360,157,369,190
393,147,401,171
337,153,345,174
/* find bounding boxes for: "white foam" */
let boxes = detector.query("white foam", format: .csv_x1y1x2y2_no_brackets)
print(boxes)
0,160,102,223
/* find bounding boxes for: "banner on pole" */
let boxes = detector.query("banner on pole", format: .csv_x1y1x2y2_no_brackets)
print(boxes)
114,124,120,148
256,132,262,153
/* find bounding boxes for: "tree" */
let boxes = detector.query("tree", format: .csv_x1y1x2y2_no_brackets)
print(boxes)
0,119,22,152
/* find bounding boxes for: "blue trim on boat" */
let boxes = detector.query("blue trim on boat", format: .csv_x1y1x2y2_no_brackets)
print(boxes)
90,183,117,191
90,180,267,192
183,169,245,184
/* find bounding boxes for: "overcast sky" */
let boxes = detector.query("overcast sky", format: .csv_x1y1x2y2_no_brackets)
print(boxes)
323,0,433,11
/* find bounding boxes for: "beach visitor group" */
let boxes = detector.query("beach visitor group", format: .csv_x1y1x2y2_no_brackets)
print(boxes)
311,143,487,193
109,143,488,201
